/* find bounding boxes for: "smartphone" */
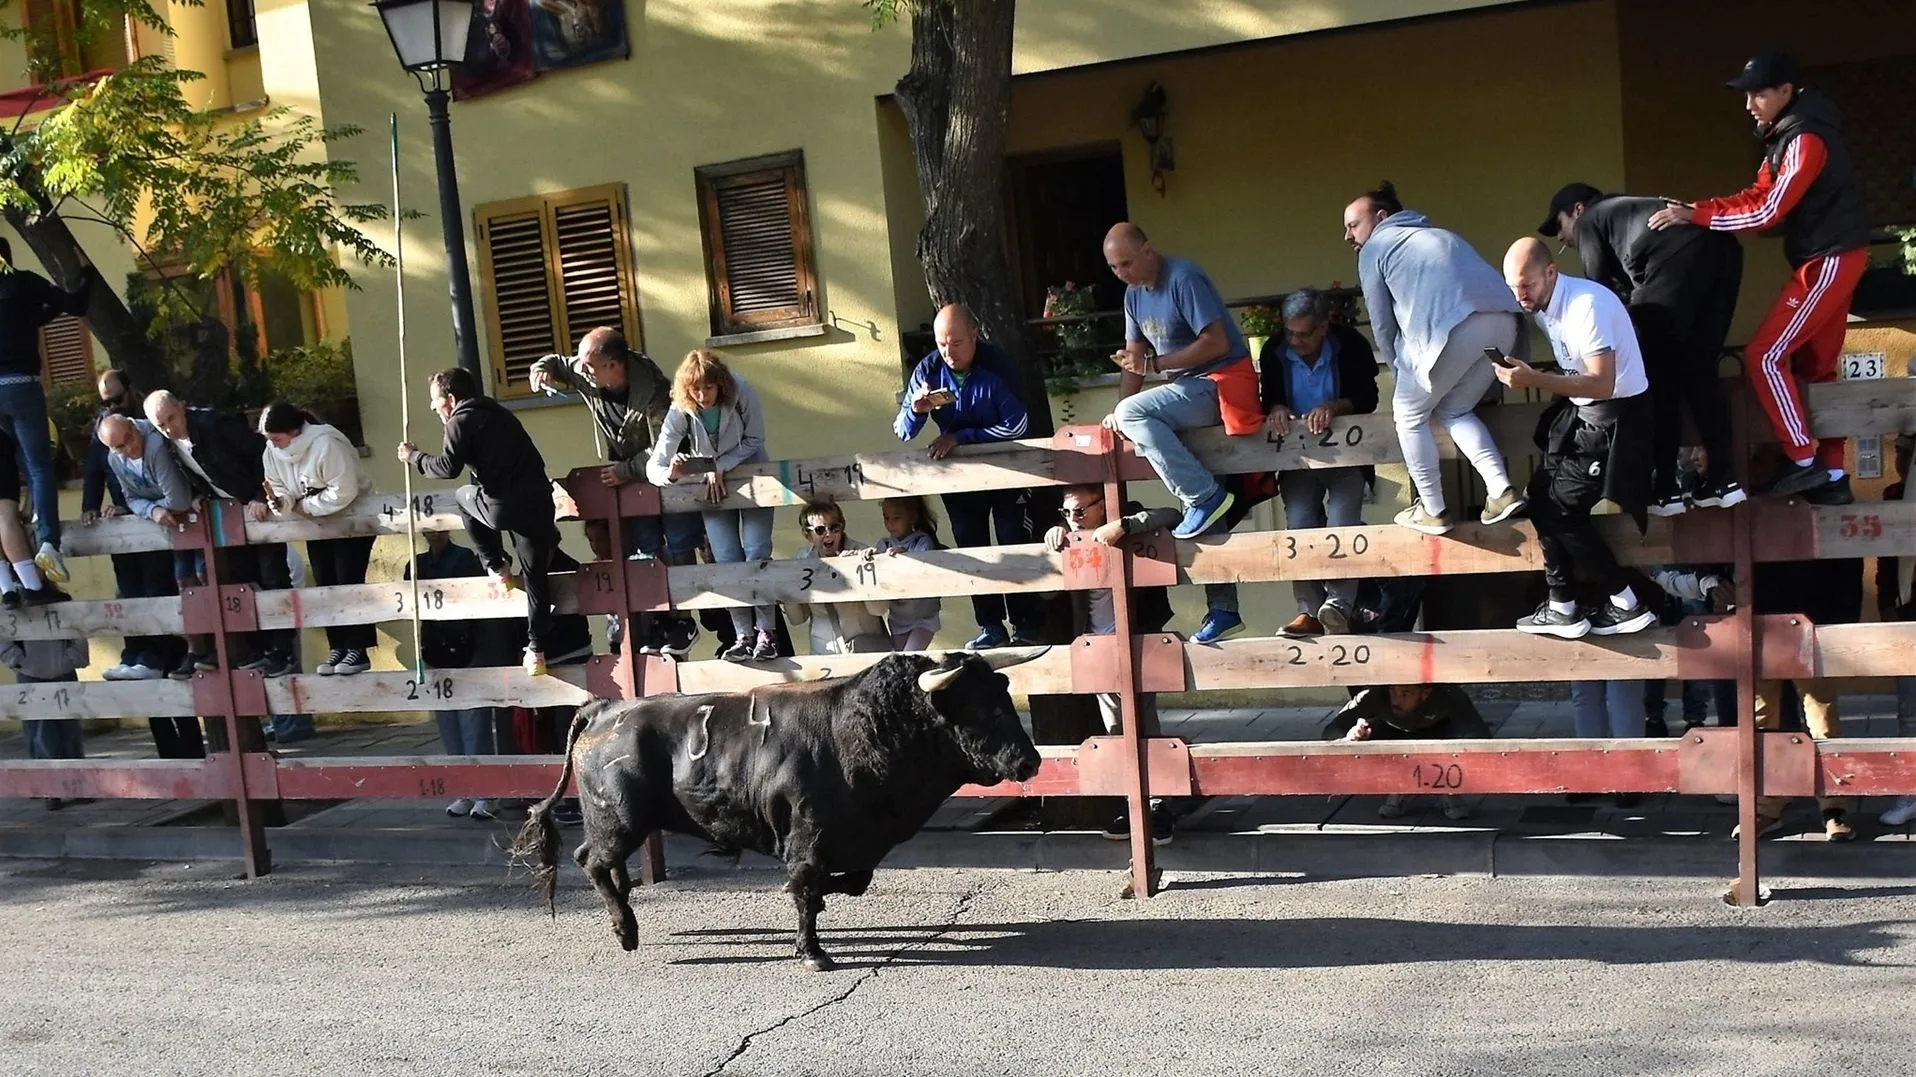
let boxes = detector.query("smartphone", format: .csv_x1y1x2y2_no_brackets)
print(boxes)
1483,346,1518,369
923,387,957,407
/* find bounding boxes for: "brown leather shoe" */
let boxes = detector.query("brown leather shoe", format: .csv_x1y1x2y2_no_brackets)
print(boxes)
1280,613,1324,637
1824,809,1856,843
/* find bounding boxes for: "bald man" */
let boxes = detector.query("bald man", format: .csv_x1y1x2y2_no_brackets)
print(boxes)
1496,238,1656,639
1101,223,1256,642
894,303,1042,647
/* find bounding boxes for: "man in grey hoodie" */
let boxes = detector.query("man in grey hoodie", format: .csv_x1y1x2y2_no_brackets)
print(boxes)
1344,181,1526,536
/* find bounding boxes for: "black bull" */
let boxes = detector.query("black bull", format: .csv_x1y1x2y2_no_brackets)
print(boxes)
512,650,1044,970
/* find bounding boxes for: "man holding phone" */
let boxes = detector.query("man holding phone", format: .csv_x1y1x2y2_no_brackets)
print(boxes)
893,303,1042,648
1496,238,1657,639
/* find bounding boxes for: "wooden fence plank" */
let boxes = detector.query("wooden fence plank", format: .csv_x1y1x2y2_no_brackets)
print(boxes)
0,679,198,719
1186,630,1685,691
262,668,593,715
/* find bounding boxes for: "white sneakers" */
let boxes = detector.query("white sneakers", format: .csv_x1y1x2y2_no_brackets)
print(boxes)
103,663,164,681
34,542,68,585
1882,796,1916,827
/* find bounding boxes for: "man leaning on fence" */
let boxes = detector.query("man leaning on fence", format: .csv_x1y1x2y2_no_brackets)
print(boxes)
144,390,298,678
1257,288,1379,637
893,303,1041,648
1101,223,1260,644
1498,238,1657,640
99,414,219,681
529,326,702,659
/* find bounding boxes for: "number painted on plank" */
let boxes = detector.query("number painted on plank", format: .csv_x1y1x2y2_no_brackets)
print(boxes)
405,677,456,702
1286,532,1371,560
419,777,446,796
1412,763,1466,790
856,560,878,586
1839,513,1884,541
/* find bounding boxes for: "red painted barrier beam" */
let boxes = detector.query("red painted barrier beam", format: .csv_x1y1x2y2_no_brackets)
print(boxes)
0,759,232,800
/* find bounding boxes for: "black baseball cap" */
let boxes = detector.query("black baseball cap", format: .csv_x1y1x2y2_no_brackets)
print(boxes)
1538,182,1604,238
1728,49,1800,91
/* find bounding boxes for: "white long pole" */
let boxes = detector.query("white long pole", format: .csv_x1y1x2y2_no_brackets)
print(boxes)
392,114,423,681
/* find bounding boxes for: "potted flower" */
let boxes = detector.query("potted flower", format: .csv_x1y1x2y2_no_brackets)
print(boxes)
1040,281,1108,394
1238,304,1277,366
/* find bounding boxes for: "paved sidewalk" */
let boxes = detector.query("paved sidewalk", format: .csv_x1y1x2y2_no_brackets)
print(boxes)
4,695,1914,876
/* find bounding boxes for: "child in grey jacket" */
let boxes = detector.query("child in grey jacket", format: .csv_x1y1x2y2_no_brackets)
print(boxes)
875,496,942,650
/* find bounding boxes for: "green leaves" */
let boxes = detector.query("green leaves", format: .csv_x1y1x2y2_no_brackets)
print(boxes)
0,50,390,339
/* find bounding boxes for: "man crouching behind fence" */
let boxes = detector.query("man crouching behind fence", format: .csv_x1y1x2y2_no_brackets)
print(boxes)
1497,238,1657,640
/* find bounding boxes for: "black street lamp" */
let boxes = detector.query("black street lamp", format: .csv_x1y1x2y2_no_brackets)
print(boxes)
373,0,482,379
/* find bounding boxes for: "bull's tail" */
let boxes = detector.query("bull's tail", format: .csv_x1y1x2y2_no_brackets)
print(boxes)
507,709,593,916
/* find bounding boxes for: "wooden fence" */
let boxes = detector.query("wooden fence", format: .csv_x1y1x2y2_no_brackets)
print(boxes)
2,377,1914,902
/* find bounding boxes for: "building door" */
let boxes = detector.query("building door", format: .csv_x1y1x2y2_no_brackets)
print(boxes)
1003,143,1129,320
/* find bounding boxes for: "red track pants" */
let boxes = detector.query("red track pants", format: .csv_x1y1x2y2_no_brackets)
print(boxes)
1747,248,1867,468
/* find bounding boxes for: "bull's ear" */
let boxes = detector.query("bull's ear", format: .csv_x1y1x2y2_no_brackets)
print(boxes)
917,666,964,694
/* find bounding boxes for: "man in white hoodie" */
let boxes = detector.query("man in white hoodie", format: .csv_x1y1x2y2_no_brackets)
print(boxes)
1345,181,1527,536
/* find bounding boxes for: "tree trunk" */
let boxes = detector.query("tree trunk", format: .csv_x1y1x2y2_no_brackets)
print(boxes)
892,2,1104,767
4,202,165,392
892,0,1053,438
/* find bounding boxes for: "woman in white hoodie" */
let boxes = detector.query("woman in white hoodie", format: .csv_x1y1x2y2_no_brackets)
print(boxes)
260,402,376,675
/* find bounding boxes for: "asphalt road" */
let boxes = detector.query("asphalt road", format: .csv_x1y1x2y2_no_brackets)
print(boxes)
4,857,1914,1077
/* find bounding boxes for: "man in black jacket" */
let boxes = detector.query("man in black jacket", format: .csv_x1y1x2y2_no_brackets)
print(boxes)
399,367,561,676
1541,184,1745,516
145,390,296,674
0,238,92,584
1256,288,1379,636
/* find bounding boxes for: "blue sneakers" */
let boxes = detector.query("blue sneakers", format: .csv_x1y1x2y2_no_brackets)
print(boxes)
1173,488,1235,539
966,624,1011,650
1192,609,1244,644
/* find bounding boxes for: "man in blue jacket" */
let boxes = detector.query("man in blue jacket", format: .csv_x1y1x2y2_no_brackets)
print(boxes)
893,303,1042,648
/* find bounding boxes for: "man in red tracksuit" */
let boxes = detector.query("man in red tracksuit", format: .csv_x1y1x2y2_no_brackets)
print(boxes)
1650,49,1869,504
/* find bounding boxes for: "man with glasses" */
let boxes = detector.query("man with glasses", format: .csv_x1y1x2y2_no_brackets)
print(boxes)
1256,288,1379,636
1044,483,1179,844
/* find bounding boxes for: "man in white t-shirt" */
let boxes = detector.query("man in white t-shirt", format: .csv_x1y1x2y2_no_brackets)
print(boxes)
1495,237,1657,640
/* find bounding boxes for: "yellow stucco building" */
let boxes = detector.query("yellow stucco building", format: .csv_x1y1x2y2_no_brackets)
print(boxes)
2,0,1914,674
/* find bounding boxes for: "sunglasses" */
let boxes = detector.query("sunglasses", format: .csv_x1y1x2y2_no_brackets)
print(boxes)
805,522,845,536
1062,500,1104,520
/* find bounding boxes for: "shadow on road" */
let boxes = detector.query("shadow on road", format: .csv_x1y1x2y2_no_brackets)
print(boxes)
663,916,1916,971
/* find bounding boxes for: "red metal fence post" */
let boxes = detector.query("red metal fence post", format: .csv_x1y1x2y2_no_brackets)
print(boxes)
179,500,272,877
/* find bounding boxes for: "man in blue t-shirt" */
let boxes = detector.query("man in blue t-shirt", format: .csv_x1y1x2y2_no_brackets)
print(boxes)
894,304,1042,648
1102,223,1250,641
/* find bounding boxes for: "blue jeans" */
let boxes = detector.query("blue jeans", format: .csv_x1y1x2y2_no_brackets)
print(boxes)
436,707,509,755
0,380,60,547
20,672,82,759
1111,376,1223,508
630,512,705,560
1572,679,1645,737
702,506,776,636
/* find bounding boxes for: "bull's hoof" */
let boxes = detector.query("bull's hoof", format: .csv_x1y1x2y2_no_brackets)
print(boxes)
616,909,639,952
798,951,836,972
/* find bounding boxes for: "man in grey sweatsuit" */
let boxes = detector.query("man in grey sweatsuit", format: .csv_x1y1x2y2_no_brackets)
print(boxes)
1344,182,1527,536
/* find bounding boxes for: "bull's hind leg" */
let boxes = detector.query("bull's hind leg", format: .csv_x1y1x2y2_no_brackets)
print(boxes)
579,836,640,953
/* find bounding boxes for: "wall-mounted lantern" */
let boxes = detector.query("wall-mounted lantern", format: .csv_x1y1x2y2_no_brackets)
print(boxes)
1132,81,1174,196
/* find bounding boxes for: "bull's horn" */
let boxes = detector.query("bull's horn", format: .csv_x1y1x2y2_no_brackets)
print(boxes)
917,666,965,693
981,646,1051,670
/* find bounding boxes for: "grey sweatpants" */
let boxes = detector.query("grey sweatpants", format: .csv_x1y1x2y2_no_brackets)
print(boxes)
1394,311,1518,516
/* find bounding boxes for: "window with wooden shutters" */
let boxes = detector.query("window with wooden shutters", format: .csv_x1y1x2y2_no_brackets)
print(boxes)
695,150,822,340
473,184,642,398
37,315,92,388
227,0,260,50
22,0,82,79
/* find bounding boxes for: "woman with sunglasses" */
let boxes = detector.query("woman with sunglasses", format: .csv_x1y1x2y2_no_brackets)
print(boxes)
646,349,777,662
779,500,892,656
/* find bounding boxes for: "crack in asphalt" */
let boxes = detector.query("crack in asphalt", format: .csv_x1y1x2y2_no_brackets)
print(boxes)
701,882,987,1077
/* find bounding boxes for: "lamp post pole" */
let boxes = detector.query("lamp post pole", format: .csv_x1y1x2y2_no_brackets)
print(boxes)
424,86,482,379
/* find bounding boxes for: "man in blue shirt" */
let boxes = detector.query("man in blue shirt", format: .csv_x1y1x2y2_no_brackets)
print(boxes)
1256,289,1380,636
1102,223,1252,643
894,304,1042,647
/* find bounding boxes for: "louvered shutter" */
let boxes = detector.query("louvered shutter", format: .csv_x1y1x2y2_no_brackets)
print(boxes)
474,184,642,397
22,0,81,77
552,198,635,356
697,151,819,335
38,315,92,387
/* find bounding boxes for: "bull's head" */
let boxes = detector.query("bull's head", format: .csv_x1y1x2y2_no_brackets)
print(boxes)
916,649,1045,784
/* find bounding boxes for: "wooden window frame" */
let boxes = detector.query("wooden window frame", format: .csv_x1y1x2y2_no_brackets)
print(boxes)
226,0,259,51
694,150,823,344
472,183,644,399
22,0,83,78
